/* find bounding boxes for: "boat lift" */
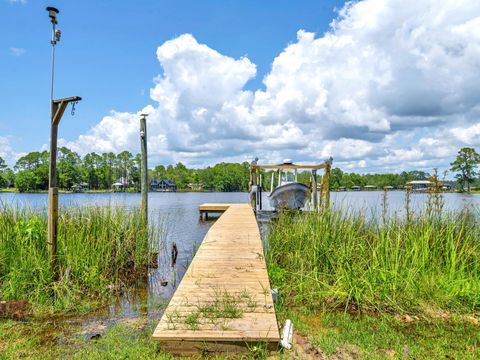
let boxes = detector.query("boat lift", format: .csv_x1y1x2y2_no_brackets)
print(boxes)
249,158,332,213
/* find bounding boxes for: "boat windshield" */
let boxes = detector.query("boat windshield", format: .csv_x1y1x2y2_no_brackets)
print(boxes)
281,171,295,184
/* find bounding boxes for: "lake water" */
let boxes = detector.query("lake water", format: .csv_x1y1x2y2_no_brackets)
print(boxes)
1,191,479,337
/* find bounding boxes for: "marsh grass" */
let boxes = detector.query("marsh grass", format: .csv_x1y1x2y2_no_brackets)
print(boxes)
266,206,480,314
0,204,158,312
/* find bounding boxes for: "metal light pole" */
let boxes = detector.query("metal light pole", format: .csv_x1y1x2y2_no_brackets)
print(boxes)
46,6,82,279
140,114,149,224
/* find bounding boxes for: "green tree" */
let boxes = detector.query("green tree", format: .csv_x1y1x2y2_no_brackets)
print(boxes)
450,147,480,192
151,165,166,180
330,168,344,189
99,152,116,188
116,151,135,186
15,170,38,192
0,156,6,172
57,147,81,189
0,156,7,188
131,153,141,189
82,152,103,189
3,168,15,188
14,151,49,190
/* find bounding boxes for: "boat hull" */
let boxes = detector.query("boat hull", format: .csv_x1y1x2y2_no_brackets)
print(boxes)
268,182,311,211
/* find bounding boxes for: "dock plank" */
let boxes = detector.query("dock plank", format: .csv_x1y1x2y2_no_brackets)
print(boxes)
152,204,280,354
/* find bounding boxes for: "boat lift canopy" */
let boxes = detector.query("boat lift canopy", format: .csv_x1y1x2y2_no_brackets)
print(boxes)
251,162,328,170
249,158,332,213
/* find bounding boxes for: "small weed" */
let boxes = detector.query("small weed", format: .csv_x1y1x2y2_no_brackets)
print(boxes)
184,312,200,331
247,342,269,359
165,310,180,330
240,288,257,312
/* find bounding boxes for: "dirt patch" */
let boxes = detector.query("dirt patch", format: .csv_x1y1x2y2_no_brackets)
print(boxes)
289,334,362,360
0,300,31,319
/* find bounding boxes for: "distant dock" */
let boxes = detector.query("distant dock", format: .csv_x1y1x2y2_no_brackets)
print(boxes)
198,203,231,220
153,203,280,355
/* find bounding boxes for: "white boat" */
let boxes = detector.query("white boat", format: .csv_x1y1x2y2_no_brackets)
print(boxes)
268,160,311,211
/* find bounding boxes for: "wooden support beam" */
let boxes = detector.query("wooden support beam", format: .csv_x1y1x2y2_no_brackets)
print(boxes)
47,95,81,280
253,164,326,170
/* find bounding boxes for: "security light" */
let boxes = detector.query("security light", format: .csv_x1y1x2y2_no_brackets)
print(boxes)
46,7,59,24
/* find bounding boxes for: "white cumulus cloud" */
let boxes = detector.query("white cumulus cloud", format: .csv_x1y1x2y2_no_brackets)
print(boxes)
0,136,24,166
9,47,26,56
58,0,480,173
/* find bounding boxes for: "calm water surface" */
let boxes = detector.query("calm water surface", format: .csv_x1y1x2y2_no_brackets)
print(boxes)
1,191,479,337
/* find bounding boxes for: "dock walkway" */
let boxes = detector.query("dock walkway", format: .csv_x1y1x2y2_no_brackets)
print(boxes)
153,204,280,354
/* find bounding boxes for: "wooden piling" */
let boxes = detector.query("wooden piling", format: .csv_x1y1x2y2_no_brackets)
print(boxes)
322,159,331,211
140,114,148,223
312,169,318,212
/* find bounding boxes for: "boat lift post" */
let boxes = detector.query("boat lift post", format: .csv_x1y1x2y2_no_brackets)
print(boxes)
312,169,318,212
258,174,263,211
320,158,332,212
249,158,258,211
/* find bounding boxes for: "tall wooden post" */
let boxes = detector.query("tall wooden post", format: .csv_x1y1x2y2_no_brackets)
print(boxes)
48,96,81,278
312,170,318,212
323,159,331,211
48,116,59,277
140,114,148,224
249,158,258,211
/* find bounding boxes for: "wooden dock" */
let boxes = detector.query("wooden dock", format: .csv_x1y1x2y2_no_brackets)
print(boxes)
198,203,231,220
153,204,280,354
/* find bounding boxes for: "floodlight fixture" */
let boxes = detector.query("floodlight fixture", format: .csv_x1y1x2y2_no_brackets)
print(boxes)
46,6,59,24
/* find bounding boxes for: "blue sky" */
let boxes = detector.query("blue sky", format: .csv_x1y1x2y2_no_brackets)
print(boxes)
1,0,344,159
1,0,480,174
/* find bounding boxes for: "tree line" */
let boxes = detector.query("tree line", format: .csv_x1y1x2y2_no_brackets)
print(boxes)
0,146,478,192
0,148,250,192
328,169,432,189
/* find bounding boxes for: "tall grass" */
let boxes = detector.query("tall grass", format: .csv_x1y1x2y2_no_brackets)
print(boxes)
0,205,157,311
266,207,480,314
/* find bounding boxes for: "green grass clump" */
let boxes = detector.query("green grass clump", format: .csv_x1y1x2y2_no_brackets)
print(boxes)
0,205,157,312
289,311,480,359
0,319,173,360
198,289,244,320
267,208,480,313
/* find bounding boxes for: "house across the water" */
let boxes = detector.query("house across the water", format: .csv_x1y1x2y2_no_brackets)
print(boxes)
72,182,89,192
112,182,126,192
151,179,177,192
187,183,204,191
406,180,432,192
